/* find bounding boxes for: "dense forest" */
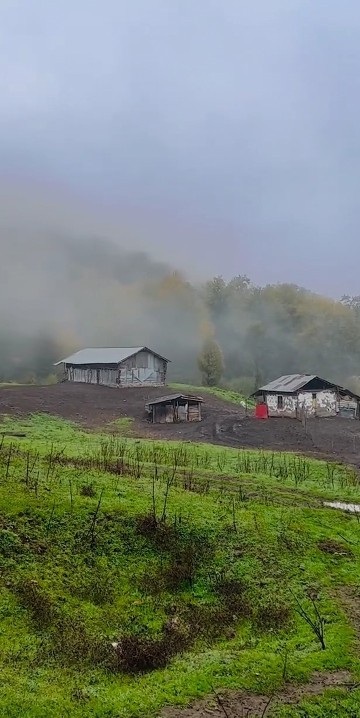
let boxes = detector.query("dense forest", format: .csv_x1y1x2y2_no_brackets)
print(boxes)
1,234,360,393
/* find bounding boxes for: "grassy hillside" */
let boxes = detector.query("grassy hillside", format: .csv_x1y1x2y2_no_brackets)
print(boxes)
169,382,252,406
0,414,359,717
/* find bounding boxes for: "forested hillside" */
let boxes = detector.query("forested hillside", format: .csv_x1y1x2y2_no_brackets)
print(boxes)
1,235,360,392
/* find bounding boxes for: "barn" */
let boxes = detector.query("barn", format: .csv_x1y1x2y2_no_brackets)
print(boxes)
55,347,169,387
252,374,360,419
145,393,203,423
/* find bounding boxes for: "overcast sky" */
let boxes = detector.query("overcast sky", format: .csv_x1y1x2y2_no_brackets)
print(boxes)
1,0,360,295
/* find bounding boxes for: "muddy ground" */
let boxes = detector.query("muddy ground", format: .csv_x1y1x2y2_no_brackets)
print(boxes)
1,383,360,465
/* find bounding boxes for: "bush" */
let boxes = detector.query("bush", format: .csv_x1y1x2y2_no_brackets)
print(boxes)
115,617,191,673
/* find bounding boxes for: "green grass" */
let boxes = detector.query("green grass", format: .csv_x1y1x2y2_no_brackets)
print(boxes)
107,417,134,434
169,382,252,407
0,414,359,717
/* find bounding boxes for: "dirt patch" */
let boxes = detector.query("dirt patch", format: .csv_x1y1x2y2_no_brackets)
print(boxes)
1,384,360,465
161,671,353,718
318,539,354,558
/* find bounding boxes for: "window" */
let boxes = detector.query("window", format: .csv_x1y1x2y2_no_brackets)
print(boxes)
312,393,317,402
277,395,284,409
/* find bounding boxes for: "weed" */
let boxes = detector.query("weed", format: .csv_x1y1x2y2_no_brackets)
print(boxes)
80,484,96,498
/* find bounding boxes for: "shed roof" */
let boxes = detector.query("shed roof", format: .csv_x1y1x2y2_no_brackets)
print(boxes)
55,347,170,366
146,393,203,407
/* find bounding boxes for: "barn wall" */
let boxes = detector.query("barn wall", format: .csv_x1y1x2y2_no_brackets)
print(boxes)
119,352,167,386
66,366,98,384
98,368,118,387
65,352,167,387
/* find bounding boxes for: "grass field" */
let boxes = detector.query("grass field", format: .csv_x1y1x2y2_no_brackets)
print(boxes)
0,414,359,717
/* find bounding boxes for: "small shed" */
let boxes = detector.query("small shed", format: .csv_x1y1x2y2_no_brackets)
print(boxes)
145,394,203,423
55,347,170,387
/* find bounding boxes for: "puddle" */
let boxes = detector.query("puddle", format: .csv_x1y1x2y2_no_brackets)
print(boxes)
324,501,360,514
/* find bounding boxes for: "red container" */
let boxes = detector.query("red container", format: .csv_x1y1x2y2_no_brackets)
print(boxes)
255,402,268,419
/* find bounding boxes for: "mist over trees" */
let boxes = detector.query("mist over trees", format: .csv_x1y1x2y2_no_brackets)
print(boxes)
1,234,360,392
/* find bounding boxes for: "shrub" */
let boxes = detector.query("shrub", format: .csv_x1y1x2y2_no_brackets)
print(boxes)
115,617,191,673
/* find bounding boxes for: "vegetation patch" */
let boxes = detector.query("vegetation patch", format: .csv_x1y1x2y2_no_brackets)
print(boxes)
0,414,358,717
170,382,251,406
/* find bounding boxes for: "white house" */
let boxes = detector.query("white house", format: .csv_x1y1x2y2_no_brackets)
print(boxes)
252,374,360,419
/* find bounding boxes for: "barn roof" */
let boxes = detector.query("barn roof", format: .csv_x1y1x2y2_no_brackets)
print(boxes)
55,347,170,366
146,393,203,407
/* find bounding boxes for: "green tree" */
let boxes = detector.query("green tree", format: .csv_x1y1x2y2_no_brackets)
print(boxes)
204,276,228,318
197,339,224,386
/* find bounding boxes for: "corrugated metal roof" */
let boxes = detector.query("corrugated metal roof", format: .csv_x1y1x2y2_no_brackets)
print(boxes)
146,393,203,406
55,347,169,366
255,374,317,393
251,374,360,401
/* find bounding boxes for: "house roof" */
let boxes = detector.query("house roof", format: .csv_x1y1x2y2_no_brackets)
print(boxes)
146,393,203,407
254,374,317,394
55,347,170,366
252,374,360,401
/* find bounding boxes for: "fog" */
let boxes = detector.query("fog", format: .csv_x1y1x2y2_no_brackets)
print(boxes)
2,1,360,384
1,189,360,391
2,1,360,293
0,186,207,381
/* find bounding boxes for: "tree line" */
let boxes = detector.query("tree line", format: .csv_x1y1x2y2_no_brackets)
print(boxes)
1,264,360,394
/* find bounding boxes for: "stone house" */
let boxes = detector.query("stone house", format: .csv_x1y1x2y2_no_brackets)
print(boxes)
252,374,360,419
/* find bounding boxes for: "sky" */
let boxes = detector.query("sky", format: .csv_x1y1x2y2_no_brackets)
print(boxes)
1,0,360,295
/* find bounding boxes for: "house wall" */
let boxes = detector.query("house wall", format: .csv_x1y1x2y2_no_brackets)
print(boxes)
297,390,337,417
266,394,297,418
339,396,359,418
265,389,338,418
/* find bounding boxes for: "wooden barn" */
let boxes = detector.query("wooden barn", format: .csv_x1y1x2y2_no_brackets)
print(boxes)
145,394,203,423
55,347,169,387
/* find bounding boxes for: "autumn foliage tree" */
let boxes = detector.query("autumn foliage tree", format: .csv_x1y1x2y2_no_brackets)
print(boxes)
197,339,224,387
